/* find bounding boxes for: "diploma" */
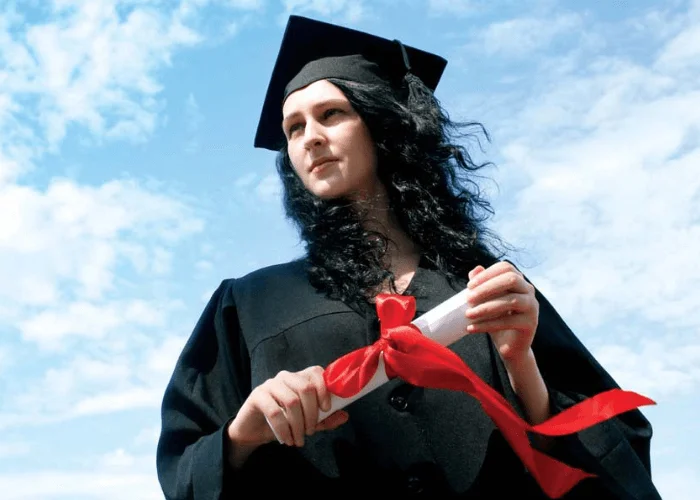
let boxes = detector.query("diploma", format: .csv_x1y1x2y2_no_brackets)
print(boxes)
318,288,470,421
314,290,655,499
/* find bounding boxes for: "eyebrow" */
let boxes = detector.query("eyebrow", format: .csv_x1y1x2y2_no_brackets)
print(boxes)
282,98,349,127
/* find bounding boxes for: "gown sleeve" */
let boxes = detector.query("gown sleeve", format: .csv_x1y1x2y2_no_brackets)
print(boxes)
531,286,662,500
156,279,251,500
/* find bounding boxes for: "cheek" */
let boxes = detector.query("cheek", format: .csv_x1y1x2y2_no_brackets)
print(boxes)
344,125,374,162
356,131,377,170
287,147,305,177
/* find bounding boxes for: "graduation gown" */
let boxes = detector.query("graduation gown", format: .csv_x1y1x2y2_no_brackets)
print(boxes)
156,257,660,499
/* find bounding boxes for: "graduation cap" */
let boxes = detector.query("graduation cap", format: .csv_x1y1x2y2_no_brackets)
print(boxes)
254,15,448,151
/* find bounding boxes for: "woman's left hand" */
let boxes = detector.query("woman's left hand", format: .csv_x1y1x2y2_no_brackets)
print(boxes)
465,262,539,364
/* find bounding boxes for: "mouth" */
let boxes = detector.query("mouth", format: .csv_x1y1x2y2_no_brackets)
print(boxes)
309,157,338,173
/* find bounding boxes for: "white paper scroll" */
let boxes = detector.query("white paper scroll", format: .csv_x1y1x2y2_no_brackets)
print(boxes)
317,288,471,421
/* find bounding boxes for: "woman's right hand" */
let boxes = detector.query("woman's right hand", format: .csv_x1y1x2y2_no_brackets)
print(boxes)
227,366,349,456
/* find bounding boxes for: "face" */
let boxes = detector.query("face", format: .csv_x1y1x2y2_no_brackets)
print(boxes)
282,79,380,200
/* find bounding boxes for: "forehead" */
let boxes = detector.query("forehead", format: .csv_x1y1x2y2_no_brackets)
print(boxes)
282,80,348,117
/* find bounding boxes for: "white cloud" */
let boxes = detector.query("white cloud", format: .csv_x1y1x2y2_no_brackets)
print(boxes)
224,0,265,9
427,0,482,17
594,341,700,400
184,93,203,152
19,302,124,346
235,171,257,187
0,472,159,500
0,0,210,345
477,13,582,57
2,334,187,429
0,178,203,329
133,425,161,447
13,356,134,413
99,448,140,469
151,246,174,275
201,286,218,303
655,466,700,500
0,448,162,500
480,16,700,326
195,258,213,270
282,0,367,22
19,1,200,147
0,8,247,479
496,71,700,329
142,335,188,378
185,92,203,133
0,0,255,184
0,442,31,459
18,298,171,348
72,387,159,416
255,173,282,203
452,5,700,400
0,346,10,374
656,23,700,71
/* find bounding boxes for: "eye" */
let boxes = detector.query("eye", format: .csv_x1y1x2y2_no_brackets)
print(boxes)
287,122,303,137
323,108,343,119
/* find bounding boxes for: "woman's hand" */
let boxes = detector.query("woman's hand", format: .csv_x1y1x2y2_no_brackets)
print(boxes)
465,262,550,424
465,261,540,364
227,366,348,460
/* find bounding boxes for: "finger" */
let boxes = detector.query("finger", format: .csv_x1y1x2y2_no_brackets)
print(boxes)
465,293,527,322
315,410,349,432
283,375,319,438
270,380,306,447
306,365,331,413
466,314,525,335
467,261,521,289
255,389,294,446
467,271,532,306
467,265,485,283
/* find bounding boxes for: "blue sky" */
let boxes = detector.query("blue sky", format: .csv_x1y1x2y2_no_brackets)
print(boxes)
1,0,699,498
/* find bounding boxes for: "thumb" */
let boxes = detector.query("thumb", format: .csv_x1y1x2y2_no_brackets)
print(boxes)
316,410,349,432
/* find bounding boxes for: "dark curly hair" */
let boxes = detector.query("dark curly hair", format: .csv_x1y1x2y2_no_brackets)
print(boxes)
276,74,508,304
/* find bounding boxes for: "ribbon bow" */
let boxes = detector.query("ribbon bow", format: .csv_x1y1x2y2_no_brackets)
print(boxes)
323,294,654,498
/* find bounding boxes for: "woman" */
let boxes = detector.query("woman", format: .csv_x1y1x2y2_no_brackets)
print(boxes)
156,15,660,499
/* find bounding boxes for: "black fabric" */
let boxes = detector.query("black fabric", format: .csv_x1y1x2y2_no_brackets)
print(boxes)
254,15,447,151
283,54,389,101
156,257,660,499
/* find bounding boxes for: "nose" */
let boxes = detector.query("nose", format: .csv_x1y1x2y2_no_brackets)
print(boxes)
303,120,327,150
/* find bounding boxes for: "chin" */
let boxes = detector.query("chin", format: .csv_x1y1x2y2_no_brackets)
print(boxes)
307,182,348,200
313,189,345,200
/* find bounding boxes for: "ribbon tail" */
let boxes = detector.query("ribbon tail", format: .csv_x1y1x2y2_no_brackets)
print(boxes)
525,448,596,499
532,389,656,436
384,330,648,498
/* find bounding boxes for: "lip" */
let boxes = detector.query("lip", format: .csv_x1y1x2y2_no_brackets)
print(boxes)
309,157,338,173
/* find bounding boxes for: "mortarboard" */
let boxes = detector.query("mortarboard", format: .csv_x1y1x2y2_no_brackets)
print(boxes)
254,15,448,151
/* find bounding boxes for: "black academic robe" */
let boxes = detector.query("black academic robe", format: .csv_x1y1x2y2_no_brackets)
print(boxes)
156,257,660,499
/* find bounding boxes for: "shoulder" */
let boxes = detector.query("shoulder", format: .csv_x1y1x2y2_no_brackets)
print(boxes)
220,258,354,341
210,259,309,302
224,258,315,307
234,257,309,291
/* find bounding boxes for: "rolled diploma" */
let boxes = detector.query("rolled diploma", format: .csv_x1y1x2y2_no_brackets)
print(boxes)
318,288,471,421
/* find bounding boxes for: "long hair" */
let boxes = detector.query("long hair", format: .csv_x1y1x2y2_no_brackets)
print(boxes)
276,74,508,303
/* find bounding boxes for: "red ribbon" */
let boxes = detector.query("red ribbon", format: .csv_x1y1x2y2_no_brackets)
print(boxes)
323,294,655,498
